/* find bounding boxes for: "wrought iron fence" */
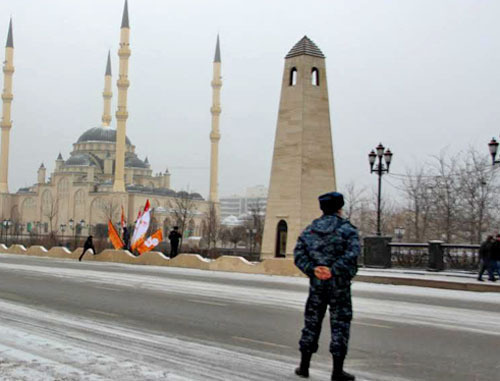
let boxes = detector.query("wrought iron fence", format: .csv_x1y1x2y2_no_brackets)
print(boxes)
387,242,480,271
389,243,429,268
443,244,480,271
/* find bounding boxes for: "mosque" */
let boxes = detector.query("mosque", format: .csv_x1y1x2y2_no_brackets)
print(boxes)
0,1,222,238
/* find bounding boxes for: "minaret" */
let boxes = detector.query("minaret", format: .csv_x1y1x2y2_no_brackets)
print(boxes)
261,36,337,259
102,51,112,127
113,0,130,192
208,35,222,202
0,19,14,193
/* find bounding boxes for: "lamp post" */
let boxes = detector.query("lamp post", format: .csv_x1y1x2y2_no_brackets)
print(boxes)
4,219,11,245
368,143,393,236
59,223,66,245
488,137,500,165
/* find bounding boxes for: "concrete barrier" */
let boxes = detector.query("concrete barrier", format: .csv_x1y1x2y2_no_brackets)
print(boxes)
257,258,303,277
167,254,210,270
47,246,74,259
136,251,170,266
209,256,259,274
91,249,137,263
7,244,27,254
26,245,48,255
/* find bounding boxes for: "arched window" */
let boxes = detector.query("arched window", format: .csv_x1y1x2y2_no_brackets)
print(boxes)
275,220,288,258
311,67,319,86
289,67,297,86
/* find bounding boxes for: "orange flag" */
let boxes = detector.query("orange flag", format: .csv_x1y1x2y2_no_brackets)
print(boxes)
137,229,163,255
108,220,124,250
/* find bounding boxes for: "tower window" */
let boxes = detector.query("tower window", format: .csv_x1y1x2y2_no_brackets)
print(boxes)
289,67,297,86
311,67,319,86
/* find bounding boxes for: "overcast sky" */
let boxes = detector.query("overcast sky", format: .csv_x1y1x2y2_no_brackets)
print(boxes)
1,0,499,199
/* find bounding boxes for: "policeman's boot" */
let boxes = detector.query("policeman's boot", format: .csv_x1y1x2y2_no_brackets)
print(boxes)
294,351,312,378
331,356,355,381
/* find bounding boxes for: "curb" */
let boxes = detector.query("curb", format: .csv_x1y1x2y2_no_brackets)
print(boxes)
355,274,500,293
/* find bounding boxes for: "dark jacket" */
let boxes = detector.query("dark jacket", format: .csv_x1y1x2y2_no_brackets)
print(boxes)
294,214,360,288
168,230,182,245
491,240,500,261
83,237,95,254
479,239,493,261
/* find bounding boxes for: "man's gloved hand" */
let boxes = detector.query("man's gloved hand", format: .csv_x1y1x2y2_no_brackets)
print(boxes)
314,266,332,280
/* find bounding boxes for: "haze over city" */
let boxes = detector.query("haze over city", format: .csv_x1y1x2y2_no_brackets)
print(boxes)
0,0,499,197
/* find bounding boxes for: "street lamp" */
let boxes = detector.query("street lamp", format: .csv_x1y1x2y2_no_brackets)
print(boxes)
488,137,500,165
394,226,405,242
368,143,393,236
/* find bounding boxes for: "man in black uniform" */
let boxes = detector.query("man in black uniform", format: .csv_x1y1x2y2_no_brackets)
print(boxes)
78,235,96,262
168,226,182,258
294,192,360,381
478,235,495,281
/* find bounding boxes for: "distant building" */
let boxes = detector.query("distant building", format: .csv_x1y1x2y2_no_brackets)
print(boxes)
220,186,267,222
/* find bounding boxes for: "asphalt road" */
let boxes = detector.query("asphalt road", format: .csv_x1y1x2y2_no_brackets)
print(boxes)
0,254,499,380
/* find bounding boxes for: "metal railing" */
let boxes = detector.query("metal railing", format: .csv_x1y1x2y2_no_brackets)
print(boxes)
389,242,429,269
387,241,480,271
442,244,480,271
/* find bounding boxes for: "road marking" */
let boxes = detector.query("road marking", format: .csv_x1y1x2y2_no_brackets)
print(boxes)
233,336,291,349
95,285,121,292
354,321,392,329
187,299,227,307
87,309,119,318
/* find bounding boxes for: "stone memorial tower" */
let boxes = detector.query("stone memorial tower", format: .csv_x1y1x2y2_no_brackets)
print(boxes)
261,36,337,259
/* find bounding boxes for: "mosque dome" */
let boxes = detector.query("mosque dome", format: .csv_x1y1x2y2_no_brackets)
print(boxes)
77,126,132,145
125,155,148,169
65,153,97,166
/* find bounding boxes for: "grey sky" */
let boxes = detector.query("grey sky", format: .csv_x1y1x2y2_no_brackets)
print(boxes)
1,0,499,199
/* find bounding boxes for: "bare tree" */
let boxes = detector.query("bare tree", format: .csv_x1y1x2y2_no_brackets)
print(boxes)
99,198,120,223
202,202,220,249
43,196,59,233
222,226,246,248
244,199,265,252
168,192,197,248
401,166,433,241
457,148,499,243
343,181,367,220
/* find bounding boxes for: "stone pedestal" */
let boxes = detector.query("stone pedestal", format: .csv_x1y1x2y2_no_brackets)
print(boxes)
427,240,444,271
363,236,392,268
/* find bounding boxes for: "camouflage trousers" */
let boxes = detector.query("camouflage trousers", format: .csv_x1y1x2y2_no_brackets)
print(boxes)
299,279,352,357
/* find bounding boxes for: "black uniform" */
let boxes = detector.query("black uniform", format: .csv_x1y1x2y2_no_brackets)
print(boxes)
78,236,96,261
478,237,495,281
168,230,182,258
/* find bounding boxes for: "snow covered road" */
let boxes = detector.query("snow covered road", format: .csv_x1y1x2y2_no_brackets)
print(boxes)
0,254,499,380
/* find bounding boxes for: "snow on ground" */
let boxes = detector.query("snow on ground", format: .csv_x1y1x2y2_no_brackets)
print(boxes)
0,298,399,381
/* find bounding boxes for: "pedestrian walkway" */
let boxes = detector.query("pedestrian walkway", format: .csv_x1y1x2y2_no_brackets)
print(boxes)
356,267,500,292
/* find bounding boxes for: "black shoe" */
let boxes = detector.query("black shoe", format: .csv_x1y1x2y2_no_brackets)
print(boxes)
489,278,497,282
331,370,355,381
478,278,484,281
295,351,312,378
294,367,309,378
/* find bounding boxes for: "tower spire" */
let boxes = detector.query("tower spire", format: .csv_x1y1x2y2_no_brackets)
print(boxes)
121,0,129,29
209,35,222,202
102,51,112,126
214,34,221,63
6,18,13,48
113,0,131,192
0,18,15,193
